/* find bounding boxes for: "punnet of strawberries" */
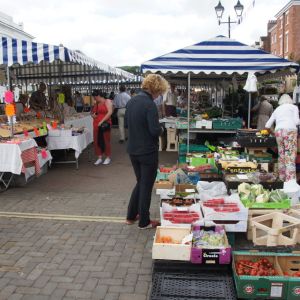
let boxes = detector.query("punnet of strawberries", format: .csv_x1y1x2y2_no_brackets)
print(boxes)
235,258,279,276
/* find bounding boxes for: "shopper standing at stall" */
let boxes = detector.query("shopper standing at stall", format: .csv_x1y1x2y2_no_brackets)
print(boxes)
125,74,168,229
29,82,48,111
74,91,84,112
265,94,300,182
114,85,131,144
91,90,113,166
163,83,177,117
252,96,273,130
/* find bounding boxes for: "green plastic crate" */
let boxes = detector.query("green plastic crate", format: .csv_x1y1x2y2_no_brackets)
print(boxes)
179,143,209,154
178,155,186,164
241,198,291,209
212,118,243,130
250,153,273,163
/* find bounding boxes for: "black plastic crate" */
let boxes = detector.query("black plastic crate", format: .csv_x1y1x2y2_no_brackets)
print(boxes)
237,136,277,148
151,261,236,300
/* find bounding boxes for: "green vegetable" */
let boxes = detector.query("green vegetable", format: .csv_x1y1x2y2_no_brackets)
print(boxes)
256,191,270,203
269,190,288,202
250,184,264,197
238,183,251,196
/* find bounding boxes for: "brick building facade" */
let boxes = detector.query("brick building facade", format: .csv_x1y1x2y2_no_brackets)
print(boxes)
269,0,300,61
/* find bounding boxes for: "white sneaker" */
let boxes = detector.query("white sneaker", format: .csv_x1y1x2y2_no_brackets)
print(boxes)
94,158,103,166
103,157,111,165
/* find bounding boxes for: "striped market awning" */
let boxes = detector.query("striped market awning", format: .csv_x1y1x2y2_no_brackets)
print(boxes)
141,36,299,76
0,35,135,80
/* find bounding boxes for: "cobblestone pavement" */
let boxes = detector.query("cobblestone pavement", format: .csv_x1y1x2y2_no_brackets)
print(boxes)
0,129,177,300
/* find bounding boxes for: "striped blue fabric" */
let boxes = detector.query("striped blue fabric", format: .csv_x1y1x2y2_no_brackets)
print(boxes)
141,35,299,75
0,35,135,80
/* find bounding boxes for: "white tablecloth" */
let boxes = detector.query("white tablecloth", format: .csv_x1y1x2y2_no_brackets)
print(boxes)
46,130,92,159
24,150,52,179
65,114,93,140
0,138,37,174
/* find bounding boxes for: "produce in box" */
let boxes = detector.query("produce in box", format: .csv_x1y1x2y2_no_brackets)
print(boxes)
192,228,226,248
235,258,279,276
238,182,290,208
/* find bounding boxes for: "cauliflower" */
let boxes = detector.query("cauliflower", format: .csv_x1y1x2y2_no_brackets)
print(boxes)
238,183,251,196
256,191,270,203
250,184,264,197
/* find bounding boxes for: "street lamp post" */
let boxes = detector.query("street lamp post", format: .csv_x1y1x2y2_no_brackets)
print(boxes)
215,0,244,38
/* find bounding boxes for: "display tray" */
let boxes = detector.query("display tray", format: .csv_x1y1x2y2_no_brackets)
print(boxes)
241,198,291,209
224,179,284,191
151,261,236,300
237,136,277,148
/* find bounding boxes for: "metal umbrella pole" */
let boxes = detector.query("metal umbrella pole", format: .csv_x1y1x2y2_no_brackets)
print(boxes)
248,92,251,128
187,72,191,153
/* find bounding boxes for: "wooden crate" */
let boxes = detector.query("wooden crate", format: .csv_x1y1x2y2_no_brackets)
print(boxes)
250,212,300,247
152,226,192,261
247,209,284,240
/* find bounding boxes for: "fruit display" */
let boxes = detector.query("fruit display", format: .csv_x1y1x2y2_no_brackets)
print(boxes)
219,160,257,170
235,258,279,276
163,211,200,224
159,165,176,173
156,235,179,244
162,198,195,207
192,228,226,248
203,198,240,213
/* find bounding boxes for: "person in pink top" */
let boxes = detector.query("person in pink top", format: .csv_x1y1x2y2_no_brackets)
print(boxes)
91,90,113,165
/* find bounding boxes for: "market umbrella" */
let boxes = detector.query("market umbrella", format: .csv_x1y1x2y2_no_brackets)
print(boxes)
141,35,299,149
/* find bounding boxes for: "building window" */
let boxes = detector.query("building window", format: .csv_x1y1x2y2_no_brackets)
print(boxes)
280,17,283,29
279,35,282,55
274,34,276,43
286,12,289,25
285,32,289,52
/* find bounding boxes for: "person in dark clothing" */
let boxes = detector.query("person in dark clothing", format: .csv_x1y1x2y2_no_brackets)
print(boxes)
29,82,47,111
125,74,169,229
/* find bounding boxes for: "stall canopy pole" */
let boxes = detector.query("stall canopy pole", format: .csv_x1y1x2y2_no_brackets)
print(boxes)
187,72,191,153
6,66,11,90
248,92,252,128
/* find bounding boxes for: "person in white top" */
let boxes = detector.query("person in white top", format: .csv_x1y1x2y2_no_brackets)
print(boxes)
163,83,177,117
265,94,300,182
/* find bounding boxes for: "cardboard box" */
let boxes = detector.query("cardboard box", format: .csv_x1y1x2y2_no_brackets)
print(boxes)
154,180,173,190
233,251,288,299
160,202,204,227
175,184,196,193
152,226,192,261
201,194,248,222
195,120,213,129
191,225,231,264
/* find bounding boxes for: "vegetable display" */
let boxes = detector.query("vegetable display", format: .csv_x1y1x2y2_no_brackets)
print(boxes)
193,229,226,248
238,183,289,204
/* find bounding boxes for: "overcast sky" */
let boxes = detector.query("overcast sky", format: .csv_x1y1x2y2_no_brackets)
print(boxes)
1,0,288,67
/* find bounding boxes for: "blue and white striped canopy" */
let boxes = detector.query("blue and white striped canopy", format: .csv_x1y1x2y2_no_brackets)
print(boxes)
141,36,299,75
0,35,135,80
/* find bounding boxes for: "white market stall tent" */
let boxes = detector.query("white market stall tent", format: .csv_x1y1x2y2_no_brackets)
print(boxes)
141,35,299,148
0,35,135,90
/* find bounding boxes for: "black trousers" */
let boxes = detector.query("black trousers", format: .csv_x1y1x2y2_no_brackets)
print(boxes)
127,152,158,227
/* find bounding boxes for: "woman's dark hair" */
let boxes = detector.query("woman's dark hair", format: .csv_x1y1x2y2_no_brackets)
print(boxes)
119,85,126,92
92,89,107,98
130,88,135,95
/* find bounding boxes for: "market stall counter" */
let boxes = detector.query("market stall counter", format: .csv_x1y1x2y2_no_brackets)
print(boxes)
46,128,92,169
0,137,50,191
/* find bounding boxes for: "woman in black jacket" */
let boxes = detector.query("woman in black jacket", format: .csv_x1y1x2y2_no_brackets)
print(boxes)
125,74,169,229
